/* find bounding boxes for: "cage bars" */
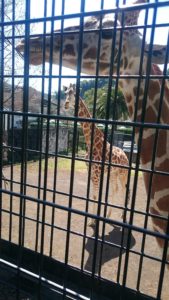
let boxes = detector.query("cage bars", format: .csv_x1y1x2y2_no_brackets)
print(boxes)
62,0,86,298
0,0,4,243
0,0,169,299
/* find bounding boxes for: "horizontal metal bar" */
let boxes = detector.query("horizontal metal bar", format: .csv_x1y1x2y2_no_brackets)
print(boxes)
2,74,169,80
4,22,169,42
1,110,169,130
1,0,169,27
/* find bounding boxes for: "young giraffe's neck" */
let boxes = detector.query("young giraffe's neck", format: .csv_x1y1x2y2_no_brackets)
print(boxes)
78,98,105,152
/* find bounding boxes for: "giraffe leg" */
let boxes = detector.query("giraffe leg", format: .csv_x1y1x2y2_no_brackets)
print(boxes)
87,183,99,227
119,170,129,219
107,171,118,220
87,166,100,227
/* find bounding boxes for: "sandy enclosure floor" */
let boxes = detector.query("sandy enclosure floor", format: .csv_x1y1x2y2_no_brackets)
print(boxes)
1,159,169,300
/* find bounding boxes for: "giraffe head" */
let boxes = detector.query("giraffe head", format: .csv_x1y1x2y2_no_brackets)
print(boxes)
16,0,168,74
64,83,76,110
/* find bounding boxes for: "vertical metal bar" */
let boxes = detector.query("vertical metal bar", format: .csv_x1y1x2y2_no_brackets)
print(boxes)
85,0,107,287
8,0,16,243
19,0,30,247
122,0,158,291
63,1,85,298
115,6,133,287
0,0,4,241
157,218,169,299
38,0,56,296
89,4,125,296
35,0,49,299
150,31,169,300
98,0,122,279
122,3,150,291
16,0,30,298
136,0,162,292
80,0,105,274
131,3,151,291
91,1,129,285
35,0,48,254
50,0,65,258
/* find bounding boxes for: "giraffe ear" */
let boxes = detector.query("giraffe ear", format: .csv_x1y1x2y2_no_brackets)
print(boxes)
63,86,67,92
144,44,169,65
72,84,76,90
119,0,148,26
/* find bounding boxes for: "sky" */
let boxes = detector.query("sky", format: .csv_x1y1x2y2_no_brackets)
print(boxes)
17,0,169,92
29,0,169,44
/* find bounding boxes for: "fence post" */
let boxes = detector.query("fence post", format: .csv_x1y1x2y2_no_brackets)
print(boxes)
0,3,1,136
0,0,3,238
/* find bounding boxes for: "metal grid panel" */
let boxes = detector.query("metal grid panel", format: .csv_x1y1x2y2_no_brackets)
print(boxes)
0,0,169,299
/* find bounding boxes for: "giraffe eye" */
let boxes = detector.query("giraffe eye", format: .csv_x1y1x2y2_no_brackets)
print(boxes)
102,29,113,40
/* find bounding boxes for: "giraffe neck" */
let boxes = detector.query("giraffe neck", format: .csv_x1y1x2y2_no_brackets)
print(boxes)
120,62,169,163
78,98,97,148
78,97,91,119
121,62,169,237
78,98,105,152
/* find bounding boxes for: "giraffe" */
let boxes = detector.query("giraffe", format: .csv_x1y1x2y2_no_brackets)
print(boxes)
16,0,169,266
64,83,129,226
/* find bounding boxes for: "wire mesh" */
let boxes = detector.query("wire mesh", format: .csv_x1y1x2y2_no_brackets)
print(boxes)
0,0,169,299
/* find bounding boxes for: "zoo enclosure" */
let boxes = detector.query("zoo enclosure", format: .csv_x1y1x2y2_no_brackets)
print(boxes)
0,0,169,300
2,112,134,163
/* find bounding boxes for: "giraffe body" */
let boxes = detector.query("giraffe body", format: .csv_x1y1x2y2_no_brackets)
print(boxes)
16,0,169,266
119,47,169,241
64,84,129,225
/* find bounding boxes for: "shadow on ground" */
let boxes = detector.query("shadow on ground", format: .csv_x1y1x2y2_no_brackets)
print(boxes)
84,225,136,274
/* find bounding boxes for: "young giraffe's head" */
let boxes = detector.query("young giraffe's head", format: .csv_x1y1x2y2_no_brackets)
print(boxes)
16,0,168,75
64,83,76,110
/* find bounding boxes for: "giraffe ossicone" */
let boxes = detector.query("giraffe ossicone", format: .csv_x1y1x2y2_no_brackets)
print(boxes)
16,0,169,268
64,83,130,226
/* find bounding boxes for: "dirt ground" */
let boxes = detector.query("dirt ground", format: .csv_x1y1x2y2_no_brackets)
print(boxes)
1,159,169,300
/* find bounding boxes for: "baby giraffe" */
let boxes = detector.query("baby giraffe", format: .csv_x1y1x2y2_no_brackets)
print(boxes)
64,83,129,226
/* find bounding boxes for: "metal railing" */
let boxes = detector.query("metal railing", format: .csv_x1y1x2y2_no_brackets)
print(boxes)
0,0,169,299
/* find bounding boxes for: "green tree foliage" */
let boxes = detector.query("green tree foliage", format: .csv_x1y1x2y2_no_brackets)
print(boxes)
83,83,129,120
79,79,111,97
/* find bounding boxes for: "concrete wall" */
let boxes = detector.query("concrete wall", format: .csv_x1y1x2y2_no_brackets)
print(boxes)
8,126,68,162
42,127,68,154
